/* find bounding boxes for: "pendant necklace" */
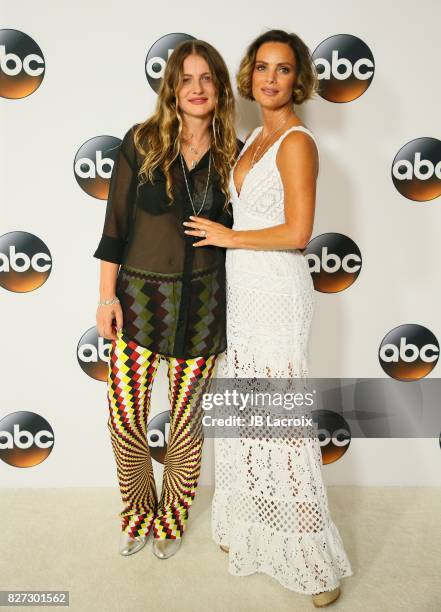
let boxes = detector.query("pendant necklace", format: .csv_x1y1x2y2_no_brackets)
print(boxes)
250,115,291,168
179,149,212,217
181,132,210,170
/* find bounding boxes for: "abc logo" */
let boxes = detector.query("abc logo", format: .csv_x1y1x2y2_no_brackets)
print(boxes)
0,29,45,99
74,135,121,199
77,327,113,381
392,137,441,202
379,324,439,381
312,34,375,102
304,233,362,292
0,231,52,292
0,411,54,467
145,33,195,93
147,411,170,464
312,409,351,464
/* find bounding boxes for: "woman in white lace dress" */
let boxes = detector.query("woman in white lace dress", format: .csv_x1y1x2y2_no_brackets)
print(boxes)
183,30,353,607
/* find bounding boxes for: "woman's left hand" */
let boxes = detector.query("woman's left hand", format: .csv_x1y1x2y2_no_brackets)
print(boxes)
183,216,236,248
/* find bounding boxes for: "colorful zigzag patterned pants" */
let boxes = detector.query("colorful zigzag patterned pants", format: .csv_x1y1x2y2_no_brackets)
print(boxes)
106,329,217,540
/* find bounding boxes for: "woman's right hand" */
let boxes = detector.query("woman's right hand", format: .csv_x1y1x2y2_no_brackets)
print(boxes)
96,300,123,341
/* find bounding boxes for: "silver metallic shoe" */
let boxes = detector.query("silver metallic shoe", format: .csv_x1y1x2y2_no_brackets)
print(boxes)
152,538,182,559
119,531,149,556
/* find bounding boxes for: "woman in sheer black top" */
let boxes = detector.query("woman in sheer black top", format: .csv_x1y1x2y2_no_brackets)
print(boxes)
93,39,240,560
94,122,235,358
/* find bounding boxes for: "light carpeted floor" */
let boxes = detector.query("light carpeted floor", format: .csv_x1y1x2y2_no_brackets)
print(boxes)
1,486,440,611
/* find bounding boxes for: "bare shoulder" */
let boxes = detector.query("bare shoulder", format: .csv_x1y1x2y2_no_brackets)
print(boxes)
277,127,319,179
277,128,318,164
279,127,316,152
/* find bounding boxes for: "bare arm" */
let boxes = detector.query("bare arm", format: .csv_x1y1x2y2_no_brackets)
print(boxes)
183,131,318,250
99,260,119,300
96,261,123,340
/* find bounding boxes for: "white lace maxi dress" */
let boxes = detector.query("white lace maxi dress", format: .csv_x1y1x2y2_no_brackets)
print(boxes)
211,126,353,594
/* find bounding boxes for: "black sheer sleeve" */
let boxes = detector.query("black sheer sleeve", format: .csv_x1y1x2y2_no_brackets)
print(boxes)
93,125,138,264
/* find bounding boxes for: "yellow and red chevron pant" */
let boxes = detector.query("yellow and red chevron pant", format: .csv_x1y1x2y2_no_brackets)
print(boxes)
106,329,217,540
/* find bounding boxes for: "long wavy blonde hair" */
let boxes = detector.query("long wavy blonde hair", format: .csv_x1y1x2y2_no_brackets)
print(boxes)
134,39,238,209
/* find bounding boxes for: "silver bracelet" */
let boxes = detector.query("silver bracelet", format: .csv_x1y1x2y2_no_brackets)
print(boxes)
98,296,120,306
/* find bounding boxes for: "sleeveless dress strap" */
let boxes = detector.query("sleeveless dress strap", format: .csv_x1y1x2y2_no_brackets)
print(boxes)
271,125,320,168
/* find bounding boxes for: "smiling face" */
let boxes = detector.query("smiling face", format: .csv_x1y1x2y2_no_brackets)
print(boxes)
251,41,297,109
176,53,217,120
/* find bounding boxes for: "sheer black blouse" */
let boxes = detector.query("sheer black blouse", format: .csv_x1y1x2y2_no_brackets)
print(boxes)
93,123,240,359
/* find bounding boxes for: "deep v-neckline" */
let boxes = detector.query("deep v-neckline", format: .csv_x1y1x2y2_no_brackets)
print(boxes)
232,124,310,199
232,127,261,199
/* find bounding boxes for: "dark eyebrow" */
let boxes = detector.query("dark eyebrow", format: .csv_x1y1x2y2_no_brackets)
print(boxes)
255,60,295,67
182,72,212,77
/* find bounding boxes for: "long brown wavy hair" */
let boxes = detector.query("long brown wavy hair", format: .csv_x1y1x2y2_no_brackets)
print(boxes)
134,39,237,209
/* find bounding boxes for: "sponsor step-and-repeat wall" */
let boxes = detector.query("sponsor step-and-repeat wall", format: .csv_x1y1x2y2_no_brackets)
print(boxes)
1,2,440,488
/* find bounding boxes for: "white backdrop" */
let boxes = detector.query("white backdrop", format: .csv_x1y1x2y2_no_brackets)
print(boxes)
1,0,440,488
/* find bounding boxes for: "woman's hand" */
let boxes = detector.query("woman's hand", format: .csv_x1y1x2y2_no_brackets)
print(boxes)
183,215,236,248
96,300,123,341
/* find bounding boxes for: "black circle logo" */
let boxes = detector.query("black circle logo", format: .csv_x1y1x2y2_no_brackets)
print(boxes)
392,137,441,202
145,33,195,93
0,231,52,292
0,411,54,467
147,410,170,464
77,327,112,381
312,34,374,102
313,409,351,464
304,233,362,292
74,135,121,199
0,29,45,99
379,324,439,381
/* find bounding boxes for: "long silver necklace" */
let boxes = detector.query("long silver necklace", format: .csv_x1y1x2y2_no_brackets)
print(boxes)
179,150,212,217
